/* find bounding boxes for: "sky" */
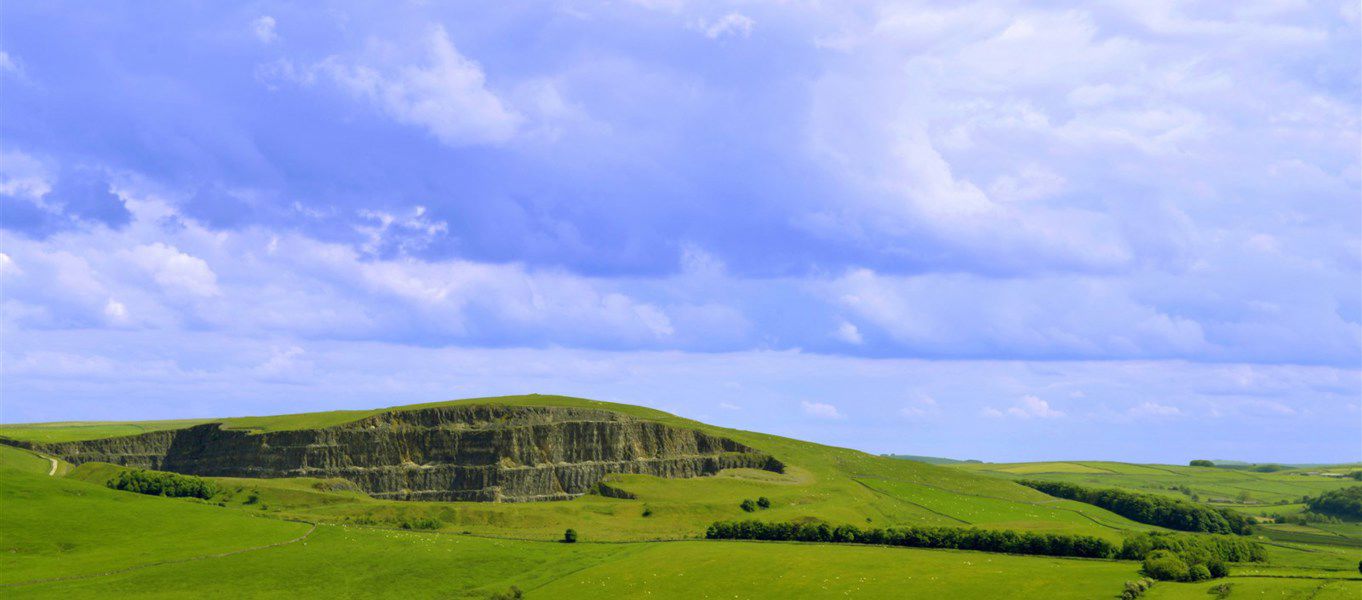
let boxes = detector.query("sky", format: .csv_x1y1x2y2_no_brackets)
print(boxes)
1,1,1359,463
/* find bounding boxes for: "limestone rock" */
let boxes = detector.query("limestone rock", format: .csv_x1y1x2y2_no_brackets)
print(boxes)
10,405,783,502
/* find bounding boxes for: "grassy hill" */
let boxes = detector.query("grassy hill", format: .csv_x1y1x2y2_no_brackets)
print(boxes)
2,395,1359,598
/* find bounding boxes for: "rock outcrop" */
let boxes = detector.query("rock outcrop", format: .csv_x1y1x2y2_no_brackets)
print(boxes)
9,405,783,502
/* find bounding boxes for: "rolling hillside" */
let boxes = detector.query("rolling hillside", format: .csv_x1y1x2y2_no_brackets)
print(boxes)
2,395,1359,598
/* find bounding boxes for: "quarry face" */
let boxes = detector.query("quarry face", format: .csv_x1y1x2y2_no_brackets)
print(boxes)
9,405,782,502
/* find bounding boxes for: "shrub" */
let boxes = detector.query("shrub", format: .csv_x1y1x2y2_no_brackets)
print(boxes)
489,586,523,600
757,497,771,509
1207,560,1229,578
641,506,653,517
106,469,218,499
1142,550,1190,581
563,528,578,543
1119,577,1155,600
398,516,442,530
740,499,757,512
1189,460,1215,467
1187,564,1212,582
1018,480,1253,535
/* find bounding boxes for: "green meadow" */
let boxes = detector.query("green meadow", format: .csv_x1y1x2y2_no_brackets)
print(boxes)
2,395,1359,598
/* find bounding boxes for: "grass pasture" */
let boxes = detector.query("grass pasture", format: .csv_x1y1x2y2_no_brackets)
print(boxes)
2,395,1359,598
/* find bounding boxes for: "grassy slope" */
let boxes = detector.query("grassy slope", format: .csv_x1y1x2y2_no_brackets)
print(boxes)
0,419,215,443
4,396,1359,597
0,446,310,585
953,460,1357,504
533,542,1137,599
2,395,1146,543
951,459,1362,584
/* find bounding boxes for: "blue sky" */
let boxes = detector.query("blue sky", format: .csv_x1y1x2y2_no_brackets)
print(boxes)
1,1,1358,462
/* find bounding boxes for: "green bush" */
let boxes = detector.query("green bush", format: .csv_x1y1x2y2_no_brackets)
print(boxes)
1189,460,1215,467
1187,564,1212,582
1119,577,1154,600
1141,550,1190,581
106,469,218,499
398,516,442,530
1209,583,1233,599
757,496,772,509
739,499,757,512
563,528,578,543
489,586,523,599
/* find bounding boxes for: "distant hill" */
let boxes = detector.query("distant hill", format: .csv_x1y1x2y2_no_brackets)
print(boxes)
880,454,979,465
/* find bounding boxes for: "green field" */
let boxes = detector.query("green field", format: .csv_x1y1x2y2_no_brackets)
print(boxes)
2,395,1359,597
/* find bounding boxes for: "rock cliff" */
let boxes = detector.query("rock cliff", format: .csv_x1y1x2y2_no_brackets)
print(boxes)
8,405,783,502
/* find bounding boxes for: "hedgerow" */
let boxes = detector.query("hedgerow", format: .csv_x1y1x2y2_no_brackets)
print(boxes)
704,520,1116,559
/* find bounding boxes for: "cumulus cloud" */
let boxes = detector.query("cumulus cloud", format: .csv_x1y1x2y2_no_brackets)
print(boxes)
0,50,18,75
1128,401,1181,418
124,243,220,298
984,395,1065,419
252,16,277,44
801,400,844,419
834,321,863,345
701,13,754,39
355,205,449,257
899,394,939,418
314,26,521,145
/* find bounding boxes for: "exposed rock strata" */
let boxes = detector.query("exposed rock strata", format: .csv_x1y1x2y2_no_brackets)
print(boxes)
7,405,783,502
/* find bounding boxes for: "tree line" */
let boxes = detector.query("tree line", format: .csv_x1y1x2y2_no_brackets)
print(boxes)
106,468,218,499
704,520,1116,559
1304,486,1362,520
1017,480,1253,535
1121,532,1263,582
704,521,1262,583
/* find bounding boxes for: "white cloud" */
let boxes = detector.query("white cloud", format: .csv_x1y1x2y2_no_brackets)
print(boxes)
801,400,844,419
355,205,449,256
124,243,220,297
0,149,52,200
0,50,18,75
985,395,1065,419
718,402,740,410
315,26,521,146
255,345,312,381
834,320,863,345
102,299,129,324
702,13,754,39
1127,401,1181,417
252,16,278,44
830,269,1210,358
899,394,939,418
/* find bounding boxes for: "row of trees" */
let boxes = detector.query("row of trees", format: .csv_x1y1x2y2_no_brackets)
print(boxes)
106,469,218,499
1018,480,1254,535
1118,532,1265,563
704,520,1117,559
1120,531,1264,582
1304,486,1362,520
